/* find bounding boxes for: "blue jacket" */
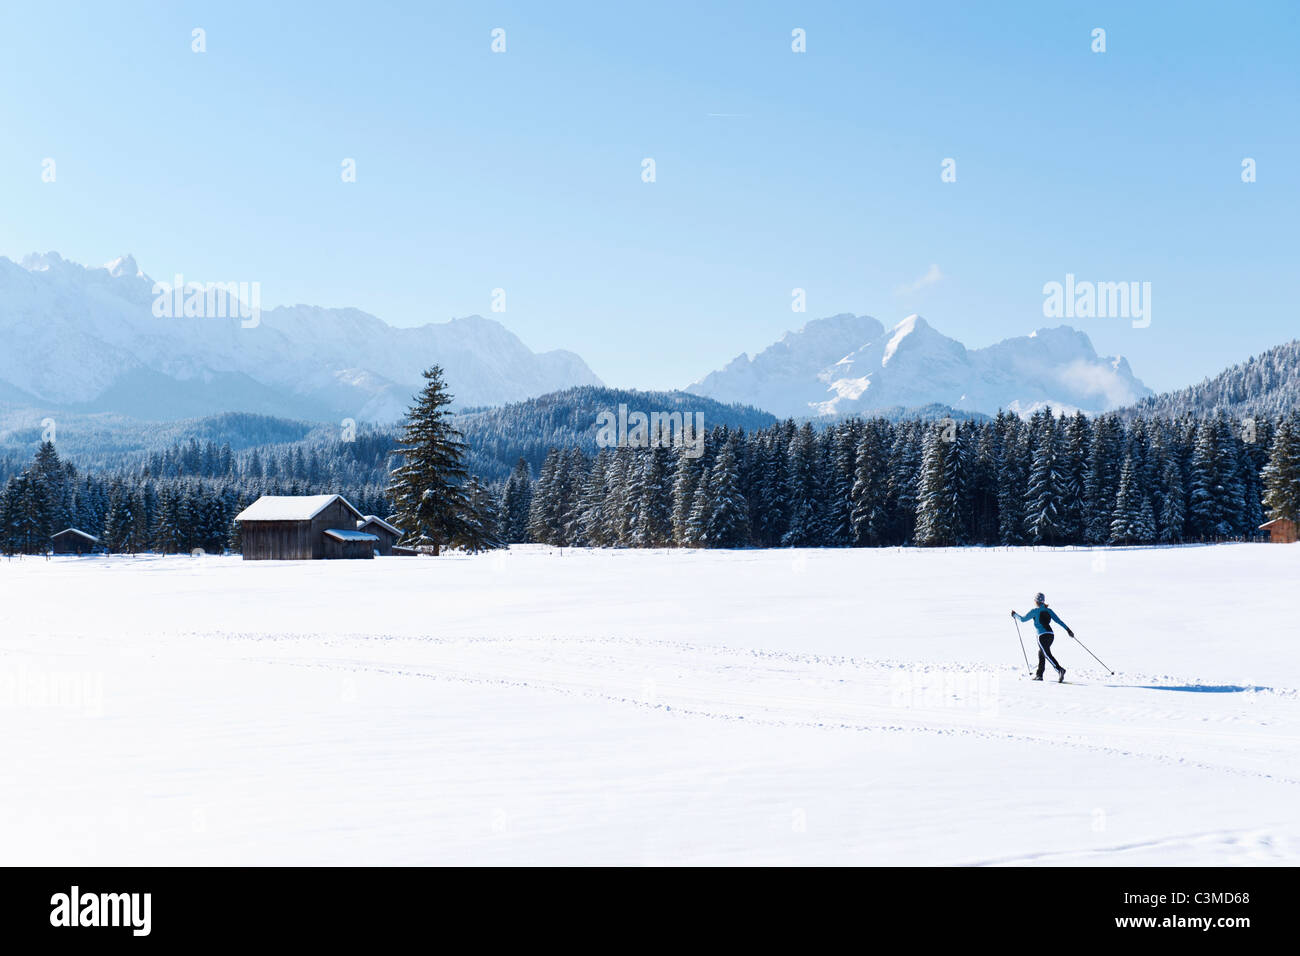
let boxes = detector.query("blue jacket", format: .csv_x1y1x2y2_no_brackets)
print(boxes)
1018,605,1069,635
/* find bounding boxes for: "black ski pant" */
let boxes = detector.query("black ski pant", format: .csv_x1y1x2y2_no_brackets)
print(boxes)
1036,632,1064,679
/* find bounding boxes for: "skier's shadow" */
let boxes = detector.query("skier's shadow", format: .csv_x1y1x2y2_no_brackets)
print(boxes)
1120,684,1271,693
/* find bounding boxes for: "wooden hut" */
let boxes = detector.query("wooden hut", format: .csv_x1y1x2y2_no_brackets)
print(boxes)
322,528,380,559
356,515,402,555
51,528,100,555
235,494,375,560
1259,518,1298,544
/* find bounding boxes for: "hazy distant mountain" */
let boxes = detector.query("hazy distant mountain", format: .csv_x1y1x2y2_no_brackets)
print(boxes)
1123,339,1300,419
1,387,779,486
686,313,1151,418
0,252,602,422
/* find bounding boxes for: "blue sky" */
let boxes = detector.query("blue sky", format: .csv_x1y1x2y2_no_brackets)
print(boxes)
2,1,1296,393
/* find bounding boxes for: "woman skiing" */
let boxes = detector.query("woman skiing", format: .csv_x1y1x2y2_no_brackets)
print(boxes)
1012,593,1074,682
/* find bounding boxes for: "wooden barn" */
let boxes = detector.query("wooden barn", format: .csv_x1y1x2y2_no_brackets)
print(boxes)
235,494,379,560
51,528,100,555
1259,518,1298,544
356,515,402,555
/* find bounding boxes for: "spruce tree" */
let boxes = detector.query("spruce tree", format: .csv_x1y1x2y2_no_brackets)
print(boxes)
634,445,673,547
1262,414,1300,523
670,448,700,545
1158,456,1186,543
914,424,955,546
1024,414,1065,545
850,422,888,546
500,458,534,543
388,366,472,555
707,439,749,547
1108,457,1142,544
684,467,712,546
783,424,821,546
527,450,562,545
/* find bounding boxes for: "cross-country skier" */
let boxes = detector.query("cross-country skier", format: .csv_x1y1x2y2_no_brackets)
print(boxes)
1012,593,1074,682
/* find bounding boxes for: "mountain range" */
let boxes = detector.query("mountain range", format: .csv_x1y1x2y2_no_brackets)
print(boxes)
7,252,1291,430
0,252,602,422
686,313,1152,419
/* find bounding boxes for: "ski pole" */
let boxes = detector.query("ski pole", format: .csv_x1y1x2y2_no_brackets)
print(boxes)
1011,616,1031,675
1070,634,1114,674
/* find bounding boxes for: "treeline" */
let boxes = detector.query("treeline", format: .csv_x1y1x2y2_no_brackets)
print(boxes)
509,410,1300,549
6,408,1300,556
0,441,390,555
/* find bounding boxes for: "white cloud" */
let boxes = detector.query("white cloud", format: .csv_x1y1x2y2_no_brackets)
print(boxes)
896,264,943,295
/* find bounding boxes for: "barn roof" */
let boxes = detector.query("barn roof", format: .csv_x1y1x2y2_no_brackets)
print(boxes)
1260,518,1296,529
52,528,99,542
236,494,363,523
357,515,401,537
323,528,381,542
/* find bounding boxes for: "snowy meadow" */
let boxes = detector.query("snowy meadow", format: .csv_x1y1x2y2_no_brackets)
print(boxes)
2,544,1297,866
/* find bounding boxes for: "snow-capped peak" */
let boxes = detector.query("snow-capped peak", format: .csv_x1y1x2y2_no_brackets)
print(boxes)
20,251,64,272
687,312,1152,418
882,314,928,366
104,254,141,278
0,251,604,421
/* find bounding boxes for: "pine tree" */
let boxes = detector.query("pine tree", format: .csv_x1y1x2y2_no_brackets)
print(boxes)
500,458,534,543
707,439,749,547
670,448,700,545
103,482,134,553
1187,415,1245,539
1109,457,1142,544
1084,415,1124,544
783,424,821,546
388,366,473,555
228,496,248,554
633,445,673,546
823,422,856,546
453,478,506,552
576,449,612,546
527,450,562,545
914,423,956,547
1261,415,1300,523
603,447,634,546
1136,495,1157,543
1060,412,1091,542
996,414,1028,545
1158,455,1186,543
850,422,889,546
1024,414,1065,545
887,422,923,545
753,433,790,547
684,467,712,546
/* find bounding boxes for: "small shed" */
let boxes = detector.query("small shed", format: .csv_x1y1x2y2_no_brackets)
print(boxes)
1259,518,1298,544
322,528,380,559
235,494,371,560
356,515,402,555
51,528,100,555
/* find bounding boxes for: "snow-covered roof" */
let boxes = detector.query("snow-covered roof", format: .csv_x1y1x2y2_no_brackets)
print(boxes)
323,529,380,542
52,528,99,541
236,494,362,523
357,515,401,537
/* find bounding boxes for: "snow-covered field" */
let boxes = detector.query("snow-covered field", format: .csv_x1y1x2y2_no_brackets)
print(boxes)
2,544,1297,866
